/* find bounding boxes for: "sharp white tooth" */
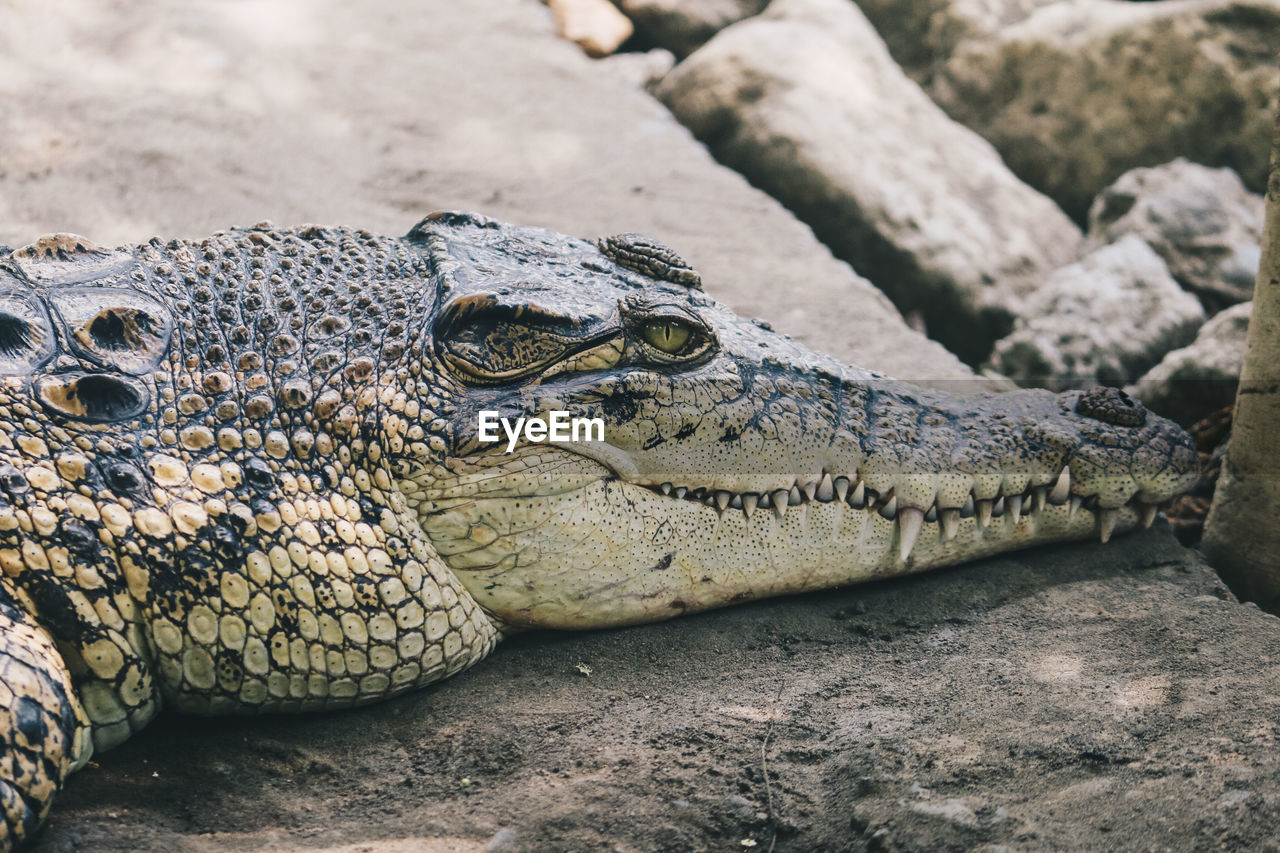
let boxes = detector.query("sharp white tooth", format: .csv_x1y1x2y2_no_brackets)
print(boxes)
924,506,937,523
730,494,743,509
834,477,850,502
879,496,898,520
976,499,993,528
1138,503,1158,528
743,493,759,519
992,497,1005,518
759,491,772,507
772,490,790,519
802,481,817,501
789,486,804,506
1069,495,1082,518
715,490,731,512
1098,508,1118,543
897,507,924,562
848,481,866,509
1008,494,1023,524
1031,486,1047,513
675,487,687,499
960,494,975,518
816,473,834,502
661,482,672,496
1049,468,1070,505
940,508,960,540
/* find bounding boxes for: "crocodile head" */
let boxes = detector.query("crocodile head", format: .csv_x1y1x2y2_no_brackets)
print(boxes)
408,213,1199,630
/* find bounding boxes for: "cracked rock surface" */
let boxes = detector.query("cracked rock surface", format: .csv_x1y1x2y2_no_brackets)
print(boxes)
1086,158,1265,309
990,236,1206,388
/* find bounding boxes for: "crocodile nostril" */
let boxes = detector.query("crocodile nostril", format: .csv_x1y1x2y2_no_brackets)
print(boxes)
1076,386,1147,427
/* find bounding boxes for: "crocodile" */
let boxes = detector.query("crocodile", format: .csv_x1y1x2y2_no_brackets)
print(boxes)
0,211,1197,848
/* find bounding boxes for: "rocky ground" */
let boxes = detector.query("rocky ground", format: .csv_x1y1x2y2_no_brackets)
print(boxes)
4,0,1280,850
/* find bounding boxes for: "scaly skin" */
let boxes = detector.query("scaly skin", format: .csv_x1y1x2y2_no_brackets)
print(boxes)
0,211,1197,848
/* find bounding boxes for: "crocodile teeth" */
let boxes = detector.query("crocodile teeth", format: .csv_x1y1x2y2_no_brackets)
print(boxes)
992,497,1005,518
879,496,898,520
1069,495,1082,518
742,493,759,519
802,481,817,501
1008,494,1023,525
1138,503,1158,528
816,473,834,502
976,499,993,528
1098,508,1118,543
924,505,937,523
714,490,731,512
848,481,866,509
897,507,924,562
730,494,743,510
661,482,673,496
1048,467,1071,505
940,508,960,541
789,486,804,506
674,487,687,499
960,495,975,518
834,477,850,503
772,490,790,519
1030,486,1047,514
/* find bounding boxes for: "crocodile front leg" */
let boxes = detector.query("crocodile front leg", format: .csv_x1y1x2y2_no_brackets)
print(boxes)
0,588,91,851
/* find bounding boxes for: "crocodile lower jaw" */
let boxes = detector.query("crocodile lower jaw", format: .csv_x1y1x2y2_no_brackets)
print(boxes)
412,449,1150,630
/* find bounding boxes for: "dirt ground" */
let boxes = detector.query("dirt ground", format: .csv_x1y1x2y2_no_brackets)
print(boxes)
5,1,1280,851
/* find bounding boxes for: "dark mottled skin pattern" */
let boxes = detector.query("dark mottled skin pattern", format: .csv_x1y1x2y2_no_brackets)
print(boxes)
0,212,1197,850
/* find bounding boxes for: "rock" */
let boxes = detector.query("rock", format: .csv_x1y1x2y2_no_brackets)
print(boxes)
910,798,980,829
1133,301,1252,425
1087,159,1265,309
852,0,1059,81
655,0,1082,366
548,0,634,57
989,235,1205,387
933,0,1280,221
614,0,768,58
596,47,676,90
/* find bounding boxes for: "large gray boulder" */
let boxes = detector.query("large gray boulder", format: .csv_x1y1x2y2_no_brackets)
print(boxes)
1087,159,1265,308
655,0,1082,365
1134,301,1253,425
990,236,1206,387
613,0,768,58
933,0,1280,221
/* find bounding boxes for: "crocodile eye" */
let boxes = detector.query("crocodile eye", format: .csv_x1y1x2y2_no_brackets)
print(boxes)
643,318,694,354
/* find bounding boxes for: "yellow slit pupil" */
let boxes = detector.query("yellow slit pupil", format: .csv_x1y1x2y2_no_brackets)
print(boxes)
645,319,692,353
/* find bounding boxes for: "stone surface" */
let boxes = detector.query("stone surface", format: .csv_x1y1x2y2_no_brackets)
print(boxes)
0,0,973,389
614,0,769,57
852,0,1058,81
990,236,1206,387
1087,159,1265,309
1134,301,1253,425
596,46,676,90
934,0,1280,221
548,0,634,57
656,0,1082,366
